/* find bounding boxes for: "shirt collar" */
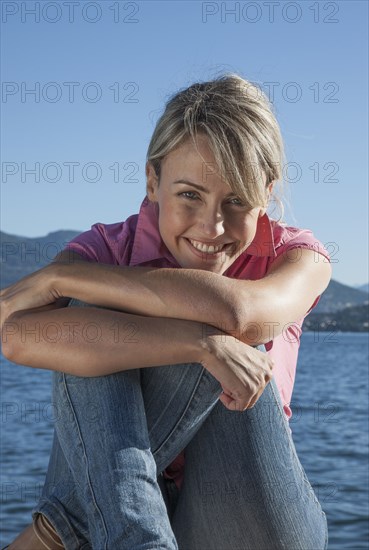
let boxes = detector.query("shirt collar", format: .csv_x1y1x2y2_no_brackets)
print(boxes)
245,212,277,258
130,197,276,266
130,197,180,266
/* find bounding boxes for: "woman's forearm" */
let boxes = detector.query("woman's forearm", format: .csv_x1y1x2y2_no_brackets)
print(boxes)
56,261,240,333
2,306,208,376
54,247,331,345
1,249,329,350
2,302,277,412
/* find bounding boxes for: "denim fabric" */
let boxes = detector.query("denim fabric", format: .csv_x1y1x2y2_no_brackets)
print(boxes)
33,299,328,549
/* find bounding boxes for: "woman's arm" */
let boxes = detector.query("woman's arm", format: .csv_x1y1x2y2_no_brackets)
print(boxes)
1,304,274,412
56,248,331,342
1,249,331,345
1,305,203,375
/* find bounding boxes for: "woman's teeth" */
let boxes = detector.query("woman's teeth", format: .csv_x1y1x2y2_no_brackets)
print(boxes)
189,239,226,254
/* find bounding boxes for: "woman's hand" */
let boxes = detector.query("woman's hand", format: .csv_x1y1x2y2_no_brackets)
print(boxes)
199,330,274,411
0,263,64,329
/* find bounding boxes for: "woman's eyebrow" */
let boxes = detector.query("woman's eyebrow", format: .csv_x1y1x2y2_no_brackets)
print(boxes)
172,179,235,197
172,179,209,192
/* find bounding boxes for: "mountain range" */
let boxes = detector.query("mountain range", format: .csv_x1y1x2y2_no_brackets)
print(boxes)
1,230,368,332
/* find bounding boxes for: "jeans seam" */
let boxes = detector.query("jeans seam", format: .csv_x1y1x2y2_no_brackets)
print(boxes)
151,364,206,456
61,373,109,549
269,379,291,432
269,380,327,511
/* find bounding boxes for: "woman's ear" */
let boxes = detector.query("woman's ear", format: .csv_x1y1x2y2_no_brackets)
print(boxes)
259,181,275,217
146,162,159,202
262,181,275,216
267,181,275,195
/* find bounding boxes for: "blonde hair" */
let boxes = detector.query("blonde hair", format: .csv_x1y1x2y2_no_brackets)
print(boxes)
146,73,285,217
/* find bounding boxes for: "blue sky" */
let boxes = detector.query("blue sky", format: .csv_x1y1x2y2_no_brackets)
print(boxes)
1,0,368,286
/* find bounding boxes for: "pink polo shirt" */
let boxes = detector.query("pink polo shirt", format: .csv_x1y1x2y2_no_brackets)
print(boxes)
65,196,330,488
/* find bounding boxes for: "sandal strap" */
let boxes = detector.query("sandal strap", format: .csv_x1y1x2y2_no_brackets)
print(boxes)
32,514,64,549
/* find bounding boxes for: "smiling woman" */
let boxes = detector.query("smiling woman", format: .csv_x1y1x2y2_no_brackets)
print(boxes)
1,74,331,550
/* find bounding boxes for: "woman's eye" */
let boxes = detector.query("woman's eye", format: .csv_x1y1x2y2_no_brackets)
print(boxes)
179,191,198,200
228,197,244,206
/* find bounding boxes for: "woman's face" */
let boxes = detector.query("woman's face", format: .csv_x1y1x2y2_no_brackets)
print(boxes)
146,134,272,275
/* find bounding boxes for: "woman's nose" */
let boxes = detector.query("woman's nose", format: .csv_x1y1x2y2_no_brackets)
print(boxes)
199,210,225,239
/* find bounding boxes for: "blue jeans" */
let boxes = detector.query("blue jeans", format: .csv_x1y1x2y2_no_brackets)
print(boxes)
33,299,328,549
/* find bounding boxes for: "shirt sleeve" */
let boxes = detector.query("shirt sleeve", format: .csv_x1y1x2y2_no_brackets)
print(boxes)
271,226,331,315
275,227,330,317
273,226,331,263
64,222,126,265
265,226,331,418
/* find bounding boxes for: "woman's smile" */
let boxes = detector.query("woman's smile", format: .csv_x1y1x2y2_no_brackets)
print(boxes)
184,237,236,258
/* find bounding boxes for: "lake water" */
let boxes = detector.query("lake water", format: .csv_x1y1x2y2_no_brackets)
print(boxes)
1,332,368,549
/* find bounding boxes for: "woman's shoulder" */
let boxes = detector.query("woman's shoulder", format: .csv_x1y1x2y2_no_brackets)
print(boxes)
65,213,139,264
270,219,329,261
